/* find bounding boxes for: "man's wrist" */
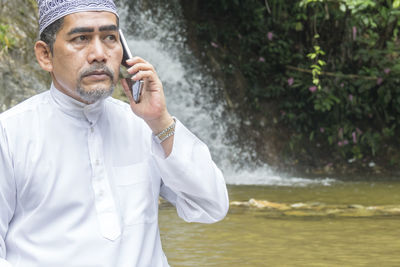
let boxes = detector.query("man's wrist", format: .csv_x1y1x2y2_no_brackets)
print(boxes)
146,113,174,135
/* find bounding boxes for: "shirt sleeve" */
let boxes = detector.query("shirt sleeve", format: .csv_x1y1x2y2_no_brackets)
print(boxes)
0,123,16,265
152,119,229,223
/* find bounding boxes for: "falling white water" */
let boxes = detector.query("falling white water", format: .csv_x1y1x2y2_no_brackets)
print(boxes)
117,0,335,186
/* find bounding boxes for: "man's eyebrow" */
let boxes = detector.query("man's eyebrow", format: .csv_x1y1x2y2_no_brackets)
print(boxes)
99,25,118,32
67,25,118,35
67,27,95,35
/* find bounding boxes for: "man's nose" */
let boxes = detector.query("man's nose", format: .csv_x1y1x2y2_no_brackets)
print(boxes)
88,38,107,63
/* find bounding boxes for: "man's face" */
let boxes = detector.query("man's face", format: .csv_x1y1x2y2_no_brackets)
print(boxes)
51,11,122,103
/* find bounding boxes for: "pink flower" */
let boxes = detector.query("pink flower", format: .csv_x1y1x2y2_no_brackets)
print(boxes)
352,132,357,143
258,57,266,62
338,141,343,147
384,68,391,74
340,83,344,88
377,77,383,85
352,26,357,41
343,140,349,145
349,94,353,102
210,42,218,48
320,127,325,133
267,32,274,41
309,86,317,93
356,128,362,135
288,77,294,86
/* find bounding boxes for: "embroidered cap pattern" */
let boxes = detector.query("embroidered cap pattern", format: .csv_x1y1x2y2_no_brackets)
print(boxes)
37,0,118,35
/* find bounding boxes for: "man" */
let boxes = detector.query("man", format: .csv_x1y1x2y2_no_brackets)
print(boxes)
0,0,229,266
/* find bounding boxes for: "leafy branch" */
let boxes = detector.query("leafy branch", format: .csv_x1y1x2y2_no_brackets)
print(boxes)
285,65,379,80
307,35,326,89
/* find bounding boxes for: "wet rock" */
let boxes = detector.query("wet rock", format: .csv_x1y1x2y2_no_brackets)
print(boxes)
348,204,364,209
248,199,290,210
290,203,307,208
230,200,251,207
230,199,400,218
385,208,400,215
0,0,49,112
284,210,319,217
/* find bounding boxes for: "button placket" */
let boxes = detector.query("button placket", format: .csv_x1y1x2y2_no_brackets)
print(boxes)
88,125,121,240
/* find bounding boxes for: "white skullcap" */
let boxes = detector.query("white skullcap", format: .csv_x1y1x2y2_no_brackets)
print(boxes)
37,0,119,35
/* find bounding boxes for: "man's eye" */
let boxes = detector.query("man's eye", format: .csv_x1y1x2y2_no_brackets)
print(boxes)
105,35,117,41
73,36,88,43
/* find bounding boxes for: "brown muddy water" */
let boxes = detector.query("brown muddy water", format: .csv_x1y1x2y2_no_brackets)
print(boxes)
159,180,400,266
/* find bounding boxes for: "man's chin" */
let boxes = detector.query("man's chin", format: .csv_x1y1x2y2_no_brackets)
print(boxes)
77,85,114,104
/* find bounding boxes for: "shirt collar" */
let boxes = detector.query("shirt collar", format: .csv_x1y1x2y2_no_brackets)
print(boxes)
50,83,105,126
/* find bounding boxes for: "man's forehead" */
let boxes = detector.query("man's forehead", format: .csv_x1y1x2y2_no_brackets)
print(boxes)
63,11,118,31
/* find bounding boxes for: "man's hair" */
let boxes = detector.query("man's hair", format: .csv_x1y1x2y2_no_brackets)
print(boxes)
39,17,64,54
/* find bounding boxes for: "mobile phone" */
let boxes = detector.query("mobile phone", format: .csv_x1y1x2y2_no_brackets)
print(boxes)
119,29,144,104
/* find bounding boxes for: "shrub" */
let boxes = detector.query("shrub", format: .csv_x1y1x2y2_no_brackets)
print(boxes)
189,0,400,162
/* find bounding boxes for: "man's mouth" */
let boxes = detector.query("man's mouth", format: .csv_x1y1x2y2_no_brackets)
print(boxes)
83,70,111,81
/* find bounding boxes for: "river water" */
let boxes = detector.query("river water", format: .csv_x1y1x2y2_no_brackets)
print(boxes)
160,182,400,266
115,1,400,266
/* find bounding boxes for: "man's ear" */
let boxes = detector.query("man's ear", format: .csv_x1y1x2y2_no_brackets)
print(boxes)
34,41,53,72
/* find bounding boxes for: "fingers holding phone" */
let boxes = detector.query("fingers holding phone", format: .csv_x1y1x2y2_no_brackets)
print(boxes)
125,58,160,89
122,57,168,118
119,30,169,123
120,58,172,136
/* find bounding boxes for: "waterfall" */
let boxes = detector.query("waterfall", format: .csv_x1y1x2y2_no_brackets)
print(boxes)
116,0,336,186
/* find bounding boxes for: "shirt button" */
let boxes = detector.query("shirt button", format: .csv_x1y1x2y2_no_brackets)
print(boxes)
95,159,100,165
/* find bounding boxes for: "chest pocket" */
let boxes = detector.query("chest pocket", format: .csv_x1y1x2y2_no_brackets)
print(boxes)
113,161,157,226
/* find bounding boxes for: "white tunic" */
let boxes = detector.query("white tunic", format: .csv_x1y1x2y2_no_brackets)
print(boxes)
0,84,229,267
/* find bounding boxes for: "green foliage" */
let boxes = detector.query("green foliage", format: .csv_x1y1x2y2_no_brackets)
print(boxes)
0,23,15,55
307,36,326,89
191,0,400,162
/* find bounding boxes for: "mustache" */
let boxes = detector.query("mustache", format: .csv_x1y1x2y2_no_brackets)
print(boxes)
79,63,114,81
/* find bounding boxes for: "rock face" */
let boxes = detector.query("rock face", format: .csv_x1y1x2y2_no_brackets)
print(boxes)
0,0,49,112
230,199,400,217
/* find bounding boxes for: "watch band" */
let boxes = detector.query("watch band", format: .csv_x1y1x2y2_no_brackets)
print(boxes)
155,118,176,143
